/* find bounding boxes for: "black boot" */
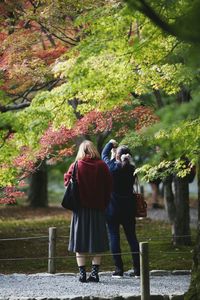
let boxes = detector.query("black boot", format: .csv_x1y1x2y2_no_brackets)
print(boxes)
78,266,86,283
112,266,124,278
87,264,100,283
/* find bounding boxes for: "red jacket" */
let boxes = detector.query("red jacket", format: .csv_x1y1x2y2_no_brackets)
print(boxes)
64,158,112,210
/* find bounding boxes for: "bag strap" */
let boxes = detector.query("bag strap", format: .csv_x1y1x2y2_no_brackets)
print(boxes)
71,161,78,180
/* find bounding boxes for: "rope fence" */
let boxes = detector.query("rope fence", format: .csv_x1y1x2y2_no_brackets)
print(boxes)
0,229,193,261
0,227,194,300
0,251,141,262
0,236,48,242
0,234,193,242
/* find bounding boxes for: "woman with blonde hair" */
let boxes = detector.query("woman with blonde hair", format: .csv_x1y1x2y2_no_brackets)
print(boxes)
64,140,112,283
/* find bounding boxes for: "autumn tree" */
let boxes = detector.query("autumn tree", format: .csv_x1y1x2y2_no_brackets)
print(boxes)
0,0,74,206
0,5,199,297
0,0,105,206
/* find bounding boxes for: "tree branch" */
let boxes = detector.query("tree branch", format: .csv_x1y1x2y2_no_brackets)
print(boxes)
0,102,30,112
37,21,77,46
40,24,56,47
49,23,79,43
126,0,200,44
2,79,60,112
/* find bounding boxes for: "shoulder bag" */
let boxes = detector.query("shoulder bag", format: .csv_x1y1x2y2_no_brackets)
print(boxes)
133,176,147,218
61,161,80,212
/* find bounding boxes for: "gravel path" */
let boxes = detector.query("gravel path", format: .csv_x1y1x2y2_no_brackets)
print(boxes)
0,272,190,299
147,207,198,228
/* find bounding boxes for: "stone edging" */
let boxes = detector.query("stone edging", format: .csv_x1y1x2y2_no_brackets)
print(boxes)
0,295,186,300
100,269,191,276
0,269,191,277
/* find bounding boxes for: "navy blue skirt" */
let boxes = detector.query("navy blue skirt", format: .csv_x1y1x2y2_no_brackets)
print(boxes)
68,207,109,253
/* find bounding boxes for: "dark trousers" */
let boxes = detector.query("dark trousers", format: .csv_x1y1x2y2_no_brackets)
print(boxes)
107,217,140,273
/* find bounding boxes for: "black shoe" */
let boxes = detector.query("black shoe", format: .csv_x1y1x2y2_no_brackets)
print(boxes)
112,268,124,278
86,274,99,283
79,273,87,283
129,270,140,278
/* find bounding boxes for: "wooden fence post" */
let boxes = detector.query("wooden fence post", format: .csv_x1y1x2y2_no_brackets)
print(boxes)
48,227,57,274
140,242,150,300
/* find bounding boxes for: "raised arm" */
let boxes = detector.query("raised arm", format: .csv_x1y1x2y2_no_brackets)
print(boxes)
101,140,118,171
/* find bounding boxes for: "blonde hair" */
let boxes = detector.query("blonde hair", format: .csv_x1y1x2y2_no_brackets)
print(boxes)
76,140,100,160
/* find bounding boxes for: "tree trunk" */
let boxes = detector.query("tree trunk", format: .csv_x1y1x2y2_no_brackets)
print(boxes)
163,176,176,222
163,176,176,239
28,161,48,207
153,89,164,108
173,175,191,245
176,85,191,103
185,158,200,300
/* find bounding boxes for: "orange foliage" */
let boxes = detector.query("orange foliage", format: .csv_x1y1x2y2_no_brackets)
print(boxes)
130,106,159,130
36,45,68,65
0,1,75,95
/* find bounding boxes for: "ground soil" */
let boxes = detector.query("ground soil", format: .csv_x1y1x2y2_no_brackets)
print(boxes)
0,205,70,220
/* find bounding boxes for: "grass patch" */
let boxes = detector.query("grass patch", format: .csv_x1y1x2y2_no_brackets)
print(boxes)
0,206,196,274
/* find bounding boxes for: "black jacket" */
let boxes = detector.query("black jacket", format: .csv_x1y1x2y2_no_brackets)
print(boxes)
102,142,136,219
